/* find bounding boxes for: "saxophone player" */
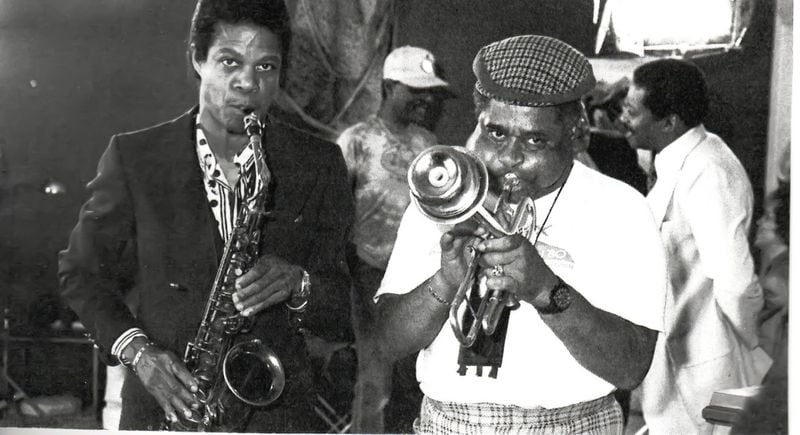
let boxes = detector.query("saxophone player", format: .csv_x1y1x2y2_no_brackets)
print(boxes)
57,0,354,431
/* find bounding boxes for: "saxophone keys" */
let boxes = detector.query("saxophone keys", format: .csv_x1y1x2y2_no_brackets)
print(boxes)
195,369,214,384
211,318,227,332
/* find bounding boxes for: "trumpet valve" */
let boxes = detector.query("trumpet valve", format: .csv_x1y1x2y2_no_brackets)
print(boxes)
481,290,505,335
505,293,520,310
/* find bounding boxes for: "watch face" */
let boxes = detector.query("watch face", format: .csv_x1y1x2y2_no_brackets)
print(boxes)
536,279,572,314
552,284,571,311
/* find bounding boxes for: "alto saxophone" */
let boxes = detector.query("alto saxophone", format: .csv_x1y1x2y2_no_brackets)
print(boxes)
169,113,286,432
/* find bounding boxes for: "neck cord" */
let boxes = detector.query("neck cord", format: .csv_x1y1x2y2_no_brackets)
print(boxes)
533,164,570,243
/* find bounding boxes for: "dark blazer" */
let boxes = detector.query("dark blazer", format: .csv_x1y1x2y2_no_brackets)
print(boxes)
58,108,354,430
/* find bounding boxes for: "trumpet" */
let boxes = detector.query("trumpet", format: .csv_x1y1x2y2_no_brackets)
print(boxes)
408,145,536,347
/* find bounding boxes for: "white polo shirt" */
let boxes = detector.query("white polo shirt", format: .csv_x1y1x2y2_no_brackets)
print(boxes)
376,162,667,409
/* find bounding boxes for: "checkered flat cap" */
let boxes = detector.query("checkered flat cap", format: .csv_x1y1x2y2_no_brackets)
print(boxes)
473,35,596,107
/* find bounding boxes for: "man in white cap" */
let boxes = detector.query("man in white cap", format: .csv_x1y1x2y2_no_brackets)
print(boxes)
338,45,451,432
368,35,667,433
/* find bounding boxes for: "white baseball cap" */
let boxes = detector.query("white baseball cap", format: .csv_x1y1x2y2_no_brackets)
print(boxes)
383,46,449,89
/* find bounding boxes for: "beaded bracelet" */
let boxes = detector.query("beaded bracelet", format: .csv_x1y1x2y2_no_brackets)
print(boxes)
131,342,152,374
426,283,449,306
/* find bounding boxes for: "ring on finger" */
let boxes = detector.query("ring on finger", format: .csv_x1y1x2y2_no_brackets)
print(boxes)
491,265,504,277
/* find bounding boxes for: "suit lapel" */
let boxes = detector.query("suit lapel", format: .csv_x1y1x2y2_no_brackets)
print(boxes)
158,109,223,266
260,122,319,222
646,173,678,227
150,116,321,283
646,138,704,226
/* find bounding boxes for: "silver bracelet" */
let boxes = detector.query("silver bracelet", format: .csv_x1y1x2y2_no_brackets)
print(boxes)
286,270,311,312
426,283,449,306
287,299,309,312
131,342,152,373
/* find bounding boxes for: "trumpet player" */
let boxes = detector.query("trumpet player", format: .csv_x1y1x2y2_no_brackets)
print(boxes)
369,35,668,434
57,0,354,431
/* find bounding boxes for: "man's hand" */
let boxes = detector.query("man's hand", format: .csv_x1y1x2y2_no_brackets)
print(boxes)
127,340,200,424
476,233,559,307
438,220,485,292
233,254,303,317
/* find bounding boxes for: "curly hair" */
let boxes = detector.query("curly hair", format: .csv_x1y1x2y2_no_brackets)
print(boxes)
632,58,709,128
188,0,291,74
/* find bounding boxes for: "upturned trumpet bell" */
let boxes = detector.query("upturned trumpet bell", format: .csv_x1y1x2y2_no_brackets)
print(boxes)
408,145,488,223
408,145,535,347
408,145,514,237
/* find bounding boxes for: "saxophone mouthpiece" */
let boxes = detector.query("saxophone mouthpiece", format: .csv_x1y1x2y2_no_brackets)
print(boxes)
502,173,521,192
244,112,262,137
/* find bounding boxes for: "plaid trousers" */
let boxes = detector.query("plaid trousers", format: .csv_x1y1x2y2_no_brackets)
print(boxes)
413,394,623,434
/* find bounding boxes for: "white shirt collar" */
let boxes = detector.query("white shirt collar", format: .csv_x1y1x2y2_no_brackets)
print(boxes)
653,125,707,179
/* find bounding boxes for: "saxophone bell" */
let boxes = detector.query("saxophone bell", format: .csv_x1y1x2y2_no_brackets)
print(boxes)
408,146,534,348
222,339,285,406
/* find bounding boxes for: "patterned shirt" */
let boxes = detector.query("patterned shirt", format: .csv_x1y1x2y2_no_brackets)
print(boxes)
337,115,438,269
195,123,269,241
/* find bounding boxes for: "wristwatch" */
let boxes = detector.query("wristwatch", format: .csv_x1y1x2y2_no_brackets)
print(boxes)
287,269,311,312
536,276,572,314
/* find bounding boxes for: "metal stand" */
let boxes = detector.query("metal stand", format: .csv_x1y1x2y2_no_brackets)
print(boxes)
0,306,43,416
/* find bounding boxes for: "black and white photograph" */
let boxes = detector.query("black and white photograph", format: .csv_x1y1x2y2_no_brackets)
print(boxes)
0,0,792,433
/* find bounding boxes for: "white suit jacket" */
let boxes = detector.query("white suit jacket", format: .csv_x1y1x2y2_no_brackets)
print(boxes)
641,125,770,434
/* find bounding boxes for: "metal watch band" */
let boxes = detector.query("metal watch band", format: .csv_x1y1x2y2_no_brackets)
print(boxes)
287,269,311,312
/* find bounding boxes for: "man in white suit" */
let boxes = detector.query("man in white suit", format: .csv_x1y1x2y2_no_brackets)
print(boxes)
620,58,771,434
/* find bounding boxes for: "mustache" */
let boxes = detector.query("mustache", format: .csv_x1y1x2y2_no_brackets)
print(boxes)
228,101,259,113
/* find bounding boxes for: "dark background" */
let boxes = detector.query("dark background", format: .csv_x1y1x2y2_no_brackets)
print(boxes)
0,1,198,412
0,1,199,330
394,0,597,146
0,0,778,411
